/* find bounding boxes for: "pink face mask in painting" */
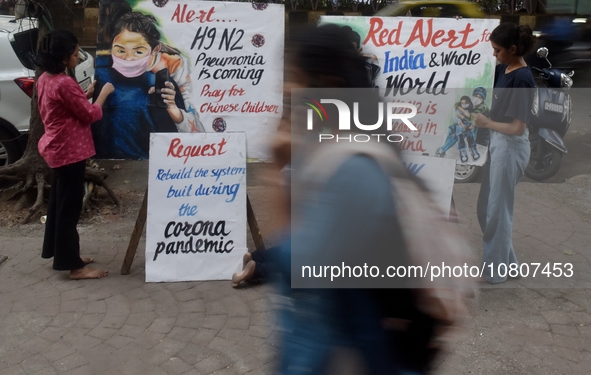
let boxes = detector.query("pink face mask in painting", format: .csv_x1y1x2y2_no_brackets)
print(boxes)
111,53,151,78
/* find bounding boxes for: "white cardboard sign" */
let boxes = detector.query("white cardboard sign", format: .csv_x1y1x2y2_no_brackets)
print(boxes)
145,132,247,282
402,154,457,216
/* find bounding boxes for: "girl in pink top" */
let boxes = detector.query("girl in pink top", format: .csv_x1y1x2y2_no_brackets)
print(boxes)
36,29,114,279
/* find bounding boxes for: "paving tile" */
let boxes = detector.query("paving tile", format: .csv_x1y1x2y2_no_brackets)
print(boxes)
37,326,68,342
68,335,102,352
116,358,159,375
542,352,576,372
224,317,250,330
178,300,207,313
161,357,193,374
147,317,176,334
137,348,171,366
176,313,206,329
249,312,275,327
51,352,87,373
553,334,584,351
48,313,80,329
154,337,189,356
104,295,131,316
126,312,156,327
205,301,228,315
118,324,147,339
223,296,251,318
247,299,271,313
99,315,128,330
130,299,155,314
19,355,53,374
246,326,271,340
59,365,92,375
0,364,26,375
551,324,582,337
87,326,117,341
195,354,233,374
552,345,582,363
542,310,575,325
191,329,218,347
203,315,227,330
20,337,54,355
105,335,134,350
134,331,166,350
74,314,104,330
40,342,77,364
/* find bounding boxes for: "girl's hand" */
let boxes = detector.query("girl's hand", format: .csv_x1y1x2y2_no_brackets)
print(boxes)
85,81,96,99
100,82,115,96
161,81,183,123
473,113,489,128
95,82,114,107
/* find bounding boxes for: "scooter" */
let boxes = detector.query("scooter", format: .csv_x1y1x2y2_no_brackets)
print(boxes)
527,47,574,181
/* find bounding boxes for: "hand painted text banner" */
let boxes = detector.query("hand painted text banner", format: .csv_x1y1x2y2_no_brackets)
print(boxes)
319,16,500,166
146,132,246,282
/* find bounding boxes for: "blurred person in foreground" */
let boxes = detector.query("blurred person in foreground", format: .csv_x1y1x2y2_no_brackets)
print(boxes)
273,24,451,375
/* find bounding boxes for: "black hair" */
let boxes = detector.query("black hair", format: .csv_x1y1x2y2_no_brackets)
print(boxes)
35,29,78,74
288,24,370,88
460,95,472,103
459,95,473,112
341,25,361,50
111,12,179,55
490,23,535,57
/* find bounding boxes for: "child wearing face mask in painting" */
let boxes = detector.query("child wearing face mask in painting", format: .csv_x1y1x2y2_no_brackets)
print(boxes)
93,11,204,159
111,12,203,132
437,95,480,162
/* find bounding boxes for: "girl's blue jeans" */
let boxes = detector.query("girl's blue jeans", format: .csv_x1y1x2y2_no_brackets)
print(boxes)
477,129,530,283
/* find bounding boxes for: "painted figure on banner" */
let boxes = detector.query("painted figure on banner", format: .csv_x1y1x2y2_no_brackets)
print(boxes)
436,87,490,162
93,2,204,159
471,86,490,145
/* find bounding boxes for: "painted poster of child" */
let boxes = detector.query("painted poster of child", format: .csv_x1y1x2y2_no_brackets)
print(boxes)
93,8,204,159
436,87,489,163
111,12,203,133
471,86,490,146
436,95,477,162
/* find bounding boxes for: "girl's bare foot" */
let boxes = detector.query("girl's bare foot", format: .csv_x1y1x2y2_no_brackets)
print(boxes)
69,266,108,280
232,260,256,288
242,252,253,269
82,258,94,265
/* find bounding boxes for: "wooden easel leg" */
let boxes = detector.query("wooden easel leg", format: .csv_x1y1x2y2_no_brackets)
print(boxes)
121,188,148,275
247,194,266,252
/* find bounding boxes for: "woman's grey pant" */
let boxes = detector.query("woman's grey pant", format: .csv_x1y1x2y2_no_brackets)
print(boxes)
477,129,530,283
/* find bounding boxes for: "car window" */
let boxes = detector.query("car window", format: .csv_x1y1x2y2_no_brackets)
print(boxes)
409,4,463,18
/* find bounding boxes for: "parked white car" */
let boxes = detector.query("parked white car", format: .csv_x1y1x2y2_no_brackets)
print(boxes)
0,15,94,166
